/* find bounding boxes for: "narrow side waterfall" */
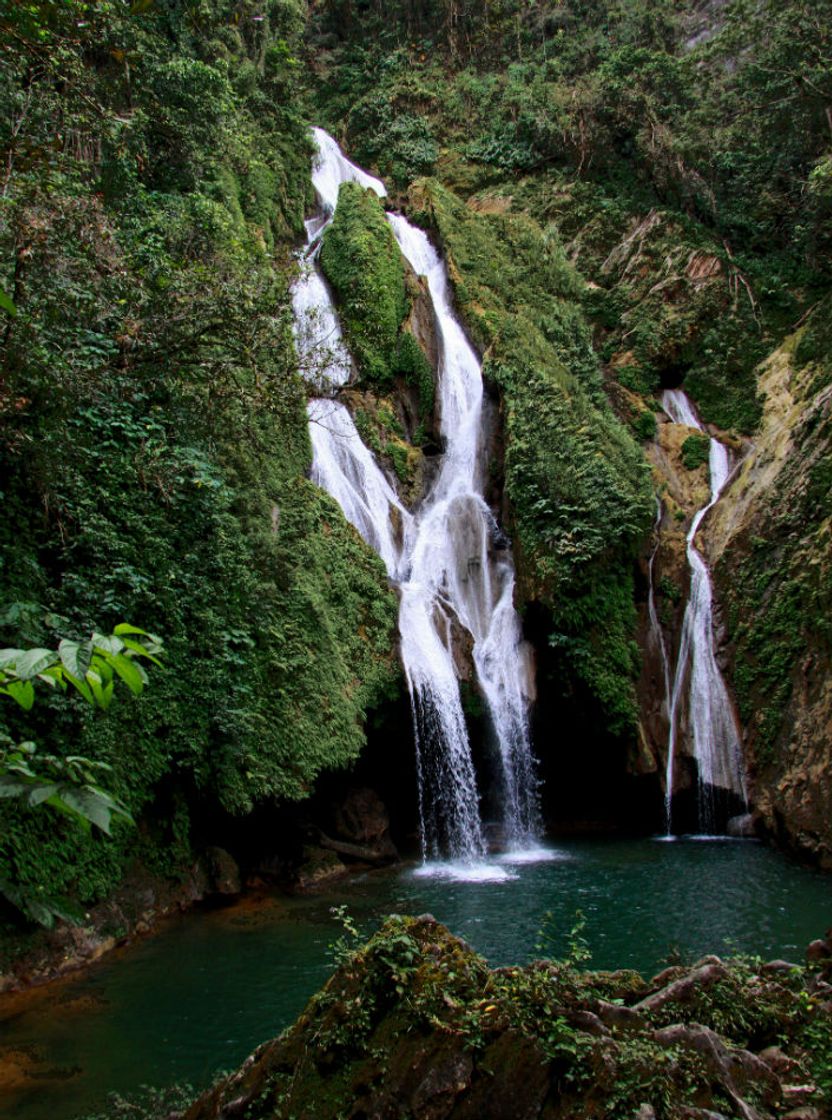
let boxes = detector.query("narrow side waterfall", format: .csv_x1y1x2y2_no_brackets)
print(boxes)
291,128,408,580
662,389,747,834
292,129,541,869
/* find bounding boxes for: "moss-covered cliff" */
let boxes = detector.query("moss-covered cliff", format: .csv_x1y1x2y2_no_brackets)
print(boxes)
0,1,399,925
306,0,832,844
704,307,832,865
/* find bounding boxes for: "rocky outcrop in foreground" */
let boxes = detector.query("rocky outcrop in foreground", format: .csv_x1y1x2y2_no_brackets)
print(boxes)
185,915,832,1120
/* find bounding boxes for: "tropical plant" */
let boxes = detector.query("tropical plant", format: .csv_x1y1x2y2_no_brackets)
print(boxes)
0,625,163,925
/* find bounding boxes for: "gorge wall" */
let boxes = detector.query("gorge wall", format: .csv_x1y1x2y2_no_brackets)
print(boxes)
1,0,832,934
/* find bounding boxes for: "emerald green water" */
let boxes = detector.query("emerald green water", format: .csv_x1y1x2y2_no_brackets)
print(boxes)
1,838,829,1120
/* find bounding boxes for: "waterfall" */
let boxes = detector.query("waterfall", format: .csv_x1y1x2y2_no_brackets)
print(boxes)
662,390,747,834
387,215,541,857
291,130,541,869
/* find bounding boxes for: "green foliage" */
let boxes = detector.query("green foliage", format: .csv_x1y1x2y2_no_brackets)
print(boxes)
78,1083,198,1120
0,625,162,713
0,624,164,924
657,576,682,604
801,1008,832,1107
0,740,133,838
0,285,15,317
0,0,398,917
320,181,407,385
680,434,710,472
406,180,651,732
328,903,362,967
631,409,657,442
535,908,592,969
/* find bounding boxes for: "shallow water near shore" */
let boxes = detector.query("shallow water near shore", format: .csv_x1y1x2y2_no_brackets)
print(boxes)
1,836,829,1120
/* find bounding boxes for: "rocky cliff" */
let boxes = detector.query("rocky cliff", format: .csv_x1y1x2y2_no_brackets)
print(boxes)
705,311,832,866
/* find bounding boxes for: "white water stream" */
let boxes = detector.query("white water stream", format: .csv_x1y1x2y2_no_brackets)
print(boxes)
292,130,541,872
661,390,747,833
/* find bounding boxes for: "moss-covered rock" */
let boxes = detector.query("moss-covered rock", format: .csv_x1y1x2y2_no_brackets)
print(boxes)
704,308,832,865
407,179,654,738
184,915,832,1120
320,182,409,386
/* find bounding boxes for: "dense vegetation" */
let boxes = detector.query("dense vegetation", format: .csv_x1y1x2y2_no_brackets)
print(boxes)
2,0,832,921
0,0,398,923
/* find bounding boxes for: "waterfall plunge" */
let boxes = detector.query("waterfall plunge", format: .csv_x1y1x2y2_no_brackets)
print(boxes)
661,390,748,834
292,130,541,870
388,215,541,860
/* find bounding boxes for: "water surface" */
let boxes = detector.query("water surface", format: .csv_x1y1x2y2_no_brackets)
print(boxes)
1,837,829,1120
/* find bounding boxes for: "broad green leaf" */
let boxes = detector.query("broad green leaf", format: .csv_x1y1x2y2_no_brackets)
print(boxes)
113,623,150,637
66,756,113,772
14,648,57,680
0,285,16,317
0,649,24,670
6,679,35,709
92,634,124,657
5,758,36,777
59,638,92,680
42,665,68,690
87,786,134,828
58,787,114,834
44,793,91,832
90,655,114,684
63,671,94,706
109,653,144,695
28,783,60,806
86,673,108,709
0,774,31,798
120,637,163,665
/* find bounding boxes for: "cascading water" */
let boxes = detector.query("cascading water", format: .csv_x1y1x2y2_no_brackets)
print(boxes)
387,215,541,859
661,389,748,834
291,129,541,870
291,129,408,580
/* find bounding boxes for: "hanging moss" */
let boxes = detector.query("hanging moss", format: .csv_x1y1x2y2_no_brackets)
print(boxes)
320,182,408,386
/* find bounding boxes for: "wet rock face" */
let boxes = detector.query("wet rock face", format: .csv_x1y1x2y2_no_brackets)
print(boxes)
183,916,832,1120
703,328,832,867
335,788,393,848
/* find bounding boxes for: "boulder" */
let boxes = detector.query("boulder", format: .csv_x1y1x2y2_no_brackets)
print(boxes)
295,846,347,890
335,788,395,846
204,847,242,896
636,959,729,1015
